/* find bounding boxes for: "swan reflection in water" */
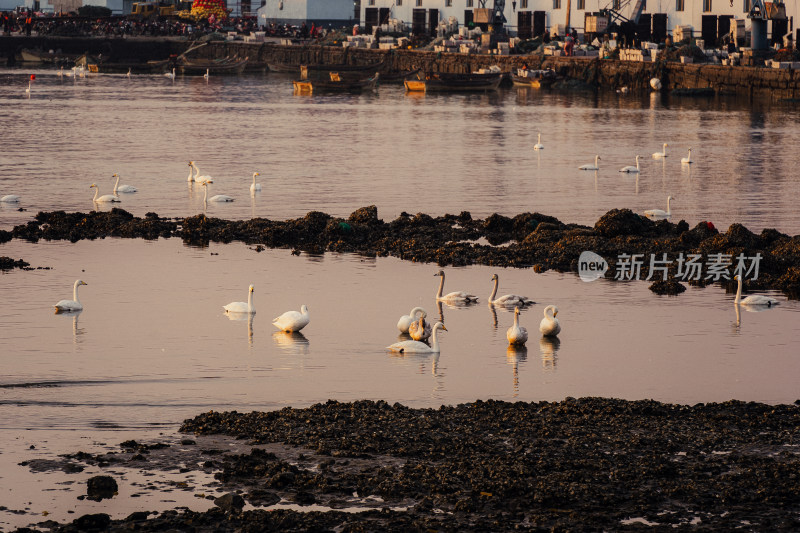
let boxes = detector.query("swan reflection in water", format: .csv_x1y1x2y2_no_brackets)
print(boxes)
226,311,255,345
272,331,309,355
539,336,560,370
506,345,528,397
56,309,85,345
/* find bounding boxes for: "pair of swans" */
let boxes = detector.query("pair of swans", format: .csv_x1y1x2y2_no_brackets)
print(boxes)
579,156,601,171
397,307,432,341
188,161,213,183
54,279,87,312
112,173,137,193
734,275,779,307
434,270,478,303
644,195,673,218
90,184,120,203
489,274,533,307
387,322,447,353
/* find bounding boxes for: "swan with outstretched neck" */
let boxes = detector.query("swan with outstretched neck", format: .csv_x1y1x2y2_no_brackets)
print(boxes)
619,155,641,173
408,315,432,341
223,284,256,314
90,184,120,203
387,322,447,353
113,173,137,193
652,143,668,159
539,305,561,337
579,155,601,170
507,306,529,346
397,307,426,333
54,279,87,312
200,180,234,202
434,270,478,303
681,148,693,164
734,275,779,306
273,305,310,332
533,133,544,150
250,172,262,193
489,273,533,306
644,196,672,218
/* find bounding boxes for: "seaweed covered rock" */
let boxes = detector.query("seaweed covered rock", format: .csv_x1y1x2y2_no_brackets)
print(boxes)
649,278,687,295
348,205,380,226
594,209,652,238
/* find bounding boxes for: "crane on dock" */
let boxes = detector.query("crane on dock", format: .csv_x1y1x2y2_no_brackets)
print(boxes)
477,0,507,33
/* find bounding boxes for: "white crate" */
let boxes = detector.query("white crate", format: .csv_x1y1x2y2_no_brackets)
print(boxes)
680,56,693,64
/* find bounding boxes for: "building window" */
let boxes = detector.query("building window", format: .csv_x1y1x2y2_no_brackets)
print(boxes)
676,0,683,10
577,0,584,8
553,0,560,9
467,0,473,6
743,0,750,12
446,0,452,5
703,0,711,11
416,0,422,6
369,0,375,5
521,0,528,7
397,0,402,4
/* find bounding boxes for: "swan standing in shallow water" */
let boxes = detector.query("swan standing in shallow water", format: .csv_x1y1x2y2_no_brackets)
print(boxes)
489,273,533,306
90,184,120,203
397,307,426,333
273,305,310,332
112,173,137,193
250,172,262,193
533,133,544,150
223,284,256,314
387,322,447,353
408,315,432,341
507,307,529,346
1,194,20,203
200,180,234,202
579,155,601,170
619,155,641,173
652,143,668,159
681,148,693,164
734,275,779,307
644,195,673,218
54,280,87,312
539,305,561,337
434,270,478,303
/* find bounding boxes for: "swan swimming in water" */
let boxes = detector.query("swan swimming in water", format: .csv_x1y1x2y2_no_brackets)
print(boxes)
488,273,533,306
223,284,256,314
112,173,137,193
434,270,478,303
90,184,120,203
644,196,673,218
681,148,693,164
539,305,561,337
387,322,447,353
165,68,176,80
188,161,212,183
273,305,310,332
619,155,641,173
397,307,426,333
200,180,234,202
579,155,601,170
734,275,779,307
507,306,529,346
408,315,432,341
652,143,668,159
250,172,262,193
54,279,87,312
1,194,20,203
533,133,544,150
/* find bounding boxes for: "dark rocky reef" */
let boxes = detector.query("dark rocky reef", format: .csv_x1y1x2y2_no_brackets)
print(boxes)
7,207,800,299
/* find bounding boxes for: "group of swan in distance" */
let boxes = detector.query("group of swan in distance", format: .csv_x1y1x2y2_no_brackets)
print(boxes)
200,180,234,203
644,195,673,218
489,273,533,307
54,280,88,313
112,173,137,194
579,155,601,170
533,133,544,150
734,275,780,307
223,284,256,314
273,305,310,333
90,183,121,203
387,322,447,353
434,270,478,303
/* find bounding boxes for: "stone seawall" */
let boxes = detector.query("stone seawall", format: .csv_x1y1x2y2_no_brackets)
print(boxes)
4,36,800,100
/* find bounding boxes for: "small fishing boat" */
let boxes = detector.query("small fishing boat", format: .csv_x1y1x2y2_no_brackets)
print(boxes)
511,68,557,88
179,56,249,76
267,62,301,73
406,71,502,92
293,72,380,94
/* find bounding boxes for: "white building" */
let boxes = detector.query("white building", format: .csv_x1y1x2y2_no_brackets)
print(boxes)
256,0,357,28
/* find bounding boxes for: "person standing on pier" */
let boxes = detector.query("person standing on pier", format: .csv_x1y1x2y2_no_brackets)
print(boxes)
24,11,33,36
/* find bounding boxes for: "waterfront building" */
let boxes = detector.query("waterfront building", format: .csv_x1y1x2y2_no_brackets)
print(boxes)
256,0,357,28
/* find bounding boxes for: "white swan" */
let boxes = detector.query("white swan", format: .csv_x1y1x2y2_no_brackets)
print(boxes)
387,322,447,353
112,173,137,193
408,315,432,341
533,132,544,150
200,180,234,202
397,306,426,333
644,195,673,218
273,305,310,332
250,172,262,193
619,155,641,173
90,184,120,203
25,79,32,96
223,284,256,314
489,273,533,307
126,68,131,78
652,143,668,159
434,270,478,303
188,161,213,183
187,161,197,182
203,68,210,80
54,279,87,312
165,68,176,80
579,155,601,170
507,306,529,346
681,148,693,164
539,305,561,337
1,194,20,203
734,275,779,307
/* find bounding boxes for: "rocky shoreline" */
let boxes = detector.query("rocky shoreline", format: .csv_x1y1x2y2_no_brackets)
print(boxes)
13,398,800,532
3,206,799,299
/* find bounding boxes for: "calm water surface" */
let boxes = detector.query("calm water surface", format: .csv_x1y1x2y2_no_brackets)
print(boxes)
1,68,799,529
